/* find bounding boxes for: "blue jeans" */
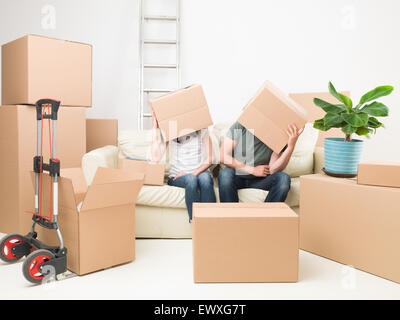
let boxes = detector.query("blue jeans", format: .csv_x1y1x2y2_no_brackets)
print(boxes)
168,171,216,222
218,168,291,203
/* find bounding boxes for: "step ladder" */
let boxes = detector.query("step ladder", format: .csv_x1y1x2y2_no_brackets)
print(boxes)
138,0,181,130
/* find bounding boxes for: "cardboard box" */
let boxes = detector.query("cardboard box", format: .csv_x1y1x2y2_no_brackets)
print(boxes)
118,158,165,186
2,34,92,107
34,167,144,275
290,91,351,147
193,203,299,283
238,81,308,154
300,174,400,283
0,105,86,234
149,84,213,141
86,119,118,152
358,161,400,188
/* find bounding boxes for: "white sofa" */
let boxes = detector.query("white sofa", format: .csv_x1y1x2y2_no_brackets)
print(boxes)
82,123,324,238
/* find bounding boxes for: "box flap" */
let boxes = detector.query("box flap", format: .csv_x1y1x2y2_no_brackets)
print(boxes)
80,167,144,212
30,172,77,212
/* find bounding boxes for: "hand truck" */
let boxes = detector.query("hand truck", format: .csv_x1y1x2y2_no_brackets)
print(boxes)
0,99,67,284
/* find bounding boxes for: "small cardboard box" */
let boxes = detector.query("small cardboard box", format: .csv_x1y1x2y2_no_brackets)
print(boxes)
193,203,299,283
300,174,400,283
86,119,118,152
149,84,213,141
290,91,350,147
35,167,144,276
358,161,400,188
2,34,92,107
238,81,308,154
0,105,86,234
118,158,165,186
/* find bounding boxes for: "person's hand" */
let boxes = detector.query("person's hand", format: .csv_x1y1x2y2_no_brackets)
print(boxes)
173,172,187,181
251,165,270,177
287,123,304,150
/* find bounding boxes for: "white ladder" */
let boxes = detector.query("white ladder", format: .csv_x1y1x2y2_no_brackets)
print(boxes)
138,0,181,130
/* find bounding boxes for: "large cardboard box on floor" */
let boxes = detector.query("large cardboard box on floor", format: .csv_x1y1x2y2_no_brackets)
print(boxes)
238,81,308,154
35,167,144,275
357,161,400,188
118,158,165,186
300,174,400,283
149,84,213,141
86,119,118,152
2,34,92,107
290,91,350,147
193,203,299,283
0,105,86,234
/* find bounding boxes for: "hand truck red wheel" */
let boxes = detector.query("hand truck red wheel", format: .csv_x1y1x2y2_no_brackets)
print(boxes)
0,99,68,284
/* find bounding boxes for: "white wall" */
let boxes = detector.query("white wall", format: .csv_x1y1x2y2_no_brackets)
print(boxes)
0,0,399,160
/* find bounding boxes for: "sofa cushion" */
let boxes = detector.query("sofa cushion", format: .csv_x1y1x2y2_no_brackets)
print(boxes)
136,177,300,208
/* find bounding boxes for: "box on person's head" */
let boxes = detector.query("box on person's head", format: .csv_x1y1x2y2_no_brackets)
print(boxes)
149,84,213,141
238,81,308,154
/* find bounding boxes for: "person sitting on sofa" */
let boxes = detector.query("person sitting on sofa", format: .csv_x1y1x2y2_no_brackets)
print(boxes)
218,122,304,203
151,109,216,223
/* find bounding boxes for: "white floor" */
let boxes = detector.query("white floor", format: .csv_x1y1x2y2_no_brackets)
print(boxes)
1,235,400,300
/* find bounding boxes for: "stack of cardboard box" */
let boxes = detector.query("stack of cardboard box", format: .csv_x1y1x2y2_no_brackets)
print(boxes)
0,35,143,275
300,162,400,284
0,34,91,235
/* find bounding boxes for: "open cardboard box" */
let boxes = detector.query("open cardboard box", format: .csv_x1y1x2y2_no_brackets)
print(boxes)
238,81,308,154
149,84,213,141
118,158,165,186
33,167,144,275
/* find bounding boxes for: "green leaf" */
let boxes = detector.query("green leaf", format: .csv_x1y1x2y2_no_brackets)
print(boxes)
356,127,372,136
342,124,357,135
314,119,329,131
341,112,369,127
313,98,347,114
367,117,384,129
360,102,389,117
328,82,353,111
323,112,343,127
358,85,394,106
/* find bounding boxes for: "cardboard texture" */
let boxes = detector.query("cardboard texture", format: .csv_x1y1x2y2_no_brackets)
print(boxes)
300,174,400,283
118,158,165,186
238,81,308,154
149,84,213,141
86,119,118,152
0,105,86,234
34,167,144,275
193,203,299,283
357,161,400,188
290,91,351,147
2,34,92,107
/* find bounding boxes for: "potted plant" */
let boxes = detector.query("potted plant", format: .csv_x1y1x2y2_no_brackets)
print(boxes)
313,82,394,177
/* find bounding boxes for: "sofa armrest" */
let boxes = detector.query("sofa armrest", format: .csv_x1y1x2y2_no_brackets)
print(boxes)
82,145,119,185
313,147,324,174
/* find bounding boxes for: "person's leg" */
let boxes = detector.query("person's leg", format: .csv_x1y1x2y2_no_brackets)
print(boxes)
197,171,216,203
218,168,245,202
246,172,291,202
168,174,200,222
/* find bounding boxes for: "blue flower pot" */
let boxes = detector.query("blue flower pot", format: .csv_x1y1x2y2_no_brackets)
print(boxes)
324,138,364,175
